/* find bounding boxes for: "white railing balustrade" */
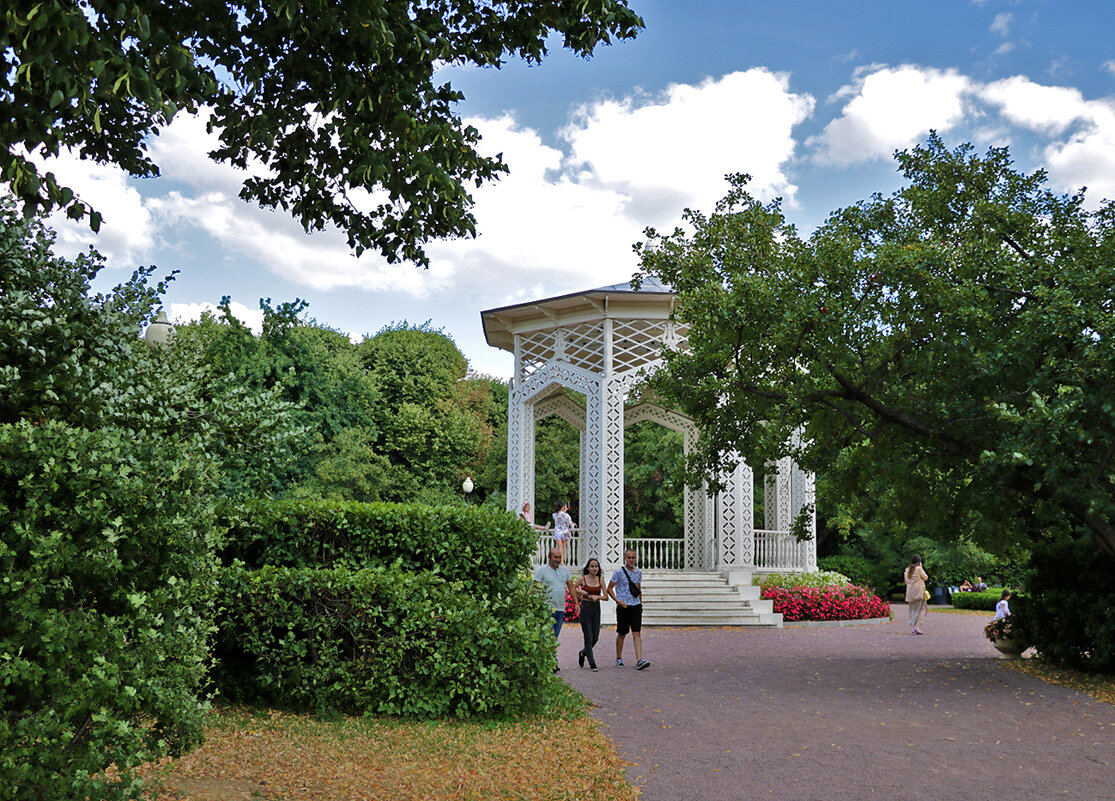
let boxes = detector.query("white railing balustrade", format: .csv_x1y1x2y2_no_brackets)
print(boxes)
533,531,803,571
533,529,584,567
753,529,806,570
623,538,685,570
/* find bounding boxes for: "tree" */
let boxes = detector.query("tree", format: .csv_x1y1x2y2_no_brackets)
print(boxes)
637,135,1115,555
1,0,643,265
0,196,303,799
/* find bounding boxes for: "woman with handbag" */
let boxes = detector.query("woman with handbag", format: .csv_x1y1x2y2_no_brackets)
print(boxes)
904,554,930,635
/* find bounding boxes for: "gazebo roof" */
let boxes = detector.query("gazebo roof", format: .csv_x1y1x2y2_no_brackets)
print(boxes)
480,276,676,353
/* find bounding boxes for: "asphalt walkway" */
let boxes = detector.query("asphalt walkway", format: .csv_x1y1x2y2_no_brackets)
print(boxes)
559,607,1115,801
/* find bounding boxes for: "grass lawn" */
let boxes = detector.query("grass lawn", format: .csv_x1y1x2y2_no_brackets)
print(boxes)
139,682,638,801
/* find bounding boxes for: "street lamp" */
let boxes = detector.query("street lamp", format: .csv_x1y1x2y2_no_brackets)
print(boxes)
462,476,474,505
144,310,174,348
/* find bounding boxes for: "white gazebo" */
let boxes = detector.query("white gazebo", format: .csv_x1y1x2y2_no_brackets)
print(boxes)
481,278,817,582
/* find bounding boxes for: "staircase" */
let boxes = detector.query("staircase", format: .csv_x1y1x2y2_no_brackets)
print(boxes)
636,571,783,627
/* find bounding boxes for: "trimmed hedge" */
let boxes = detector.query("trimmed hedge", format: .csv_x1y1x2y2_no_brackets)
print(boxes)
817,555,884,592
212,565,555,718
222,499,533,589
949,588,1002,611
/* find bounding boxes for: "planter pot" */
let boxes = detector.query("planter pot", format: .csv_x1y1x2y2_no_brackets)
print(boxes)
990,636,1026,659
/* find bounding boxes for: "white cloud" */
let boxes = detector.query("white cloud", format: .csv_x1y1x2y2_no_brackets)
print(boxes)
169,300,264,334
810,66,971,165
990,12,1013,37
1103,60,1115,77
561,69,814,212
994,42,1015,56
977,75,1115,203
37,151,155,263
128,70,816,301
978,77,1089,134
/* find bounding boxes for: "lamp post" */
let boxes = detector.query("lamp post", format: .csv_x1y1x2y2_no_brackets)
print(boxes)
462,476,474,505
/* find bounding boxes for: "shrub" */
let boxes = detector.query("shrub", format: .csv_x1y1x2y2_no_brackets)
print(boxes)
222,499,533,591
0,423,216,801
761,584,890,622
818,555,883,591
1012,539,1115,672
950,588,1002,611
754,570,851,589
212,565,555,718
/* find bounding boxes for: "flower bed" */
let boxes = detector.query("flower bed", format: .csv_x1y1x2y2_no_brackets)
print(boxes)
762,584,890,622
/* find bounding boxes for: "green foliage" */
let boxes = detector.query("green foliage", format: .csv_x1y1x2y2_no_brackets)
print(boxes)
0,423,217,800
624,421,685,539
817,555,885,592
950,588,1002,611
0,199,271,799
1013,539,1115,672
638,135,1115,555
222,500,534,587
2,0,643,265
753,571,851,589
212,565,555,718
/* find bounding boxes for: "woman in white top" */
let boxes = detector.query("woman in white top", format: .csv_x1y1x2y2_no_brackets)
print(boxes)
552,502,575,563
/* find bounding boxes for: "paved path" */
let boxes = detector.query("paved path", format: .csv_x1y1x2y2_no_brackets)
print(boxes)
559,608,1115,801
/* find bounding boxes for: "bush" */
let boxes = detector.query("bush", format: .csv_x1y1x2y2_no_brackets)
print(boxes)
212,565,554,718
761,584,891,622
950,588,1003,611
0,423,216,801
1012,539,1115,672
754,570,851,589
817,555,884,591
222,499,533,591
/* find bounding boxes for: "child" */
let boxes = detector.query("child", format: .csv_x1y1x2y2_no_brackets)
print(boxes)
992,589,1011,620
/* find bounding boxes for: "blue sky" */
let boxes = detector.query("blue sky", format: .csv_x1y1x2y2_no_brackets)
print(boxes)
51,0,1115,376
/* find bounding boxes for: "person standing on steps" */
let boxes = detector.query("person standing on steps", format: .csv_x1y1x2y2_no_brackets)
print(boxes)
552,501,575,563
608,548,650,670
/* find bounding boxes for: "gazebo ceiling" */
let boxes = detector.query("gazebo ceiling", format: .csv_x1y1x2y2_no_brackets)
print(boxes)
480,276,676,353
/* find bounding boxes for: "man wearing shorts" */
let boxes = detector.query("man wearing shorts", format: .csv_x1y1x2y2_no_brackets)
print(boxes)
607,548,650,670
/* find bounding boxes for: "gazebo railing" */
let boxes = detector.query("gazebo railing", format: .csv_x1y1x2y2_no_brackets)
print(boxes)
623,538,684,570
532,531,804,571
753,529,806,570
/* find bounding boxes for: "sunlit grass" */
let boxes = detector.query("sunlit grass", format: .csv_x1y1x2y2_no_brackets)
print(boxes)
141,682,638,801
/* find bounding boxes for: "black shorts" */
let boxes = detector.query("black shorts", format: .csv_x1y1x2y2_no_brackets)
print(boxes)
616,603,642,635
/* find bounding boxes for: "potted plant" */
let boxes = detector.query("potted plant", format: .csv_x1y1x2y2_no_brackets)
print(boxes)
984,614,1026,658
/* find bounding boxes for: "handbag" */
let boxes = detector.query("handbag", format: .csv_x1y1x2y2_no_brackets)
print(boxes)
622,566,641,598
923,589,931,602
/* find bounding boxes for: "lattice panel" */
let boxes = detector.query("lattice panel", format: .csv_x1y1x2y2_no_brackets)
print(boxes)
609,319,691,375
517,321,607,380
716,460,754,568
534,393,586,431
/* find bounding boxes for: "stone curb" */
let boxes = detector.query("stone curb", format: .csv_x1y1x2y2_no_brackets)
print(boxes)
782,615,891,628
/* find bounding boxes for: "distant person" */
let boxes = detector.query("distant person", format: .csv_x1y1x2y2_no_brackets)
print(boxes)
552,502,575,563
575,558,607,671
519,502,547,531
904,554,929,636
608,548,650,669
533,547,579,670
974,576,988,592
993,589,1011,621
958,579,973,592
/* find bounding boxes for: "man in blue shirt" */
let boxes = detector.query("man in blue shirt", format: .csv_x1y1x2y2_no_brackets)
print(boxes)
608,548,650,670
533,547,579,670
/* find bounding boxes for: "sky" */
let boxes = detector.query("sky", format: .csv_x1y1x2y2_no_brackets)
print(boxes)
45,0,1115,377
